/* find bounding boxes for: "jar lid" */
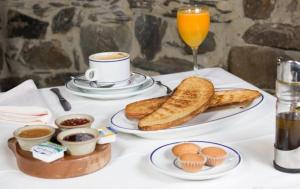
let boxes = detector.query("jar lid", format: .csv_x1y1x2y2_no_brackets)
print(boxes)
277,59,300,84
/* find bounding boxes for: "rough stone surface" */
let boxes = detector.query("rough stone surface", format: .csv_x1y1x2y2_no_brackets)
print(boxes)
128,0,152,9
32,4,49,17
243,0,276,19
132,56,193,74
243,23,300,50
216,1,232,13
112,10,131,22
49,2,68,7
211,14,232,23
228,46,290,89
286,0,298,12
0,44,3,72
162,8,177,18
21,41,72,69
52,7,75,33
163,0,180,6
0,11,2,30
7,10,49,39
80,24,132,63
0,77,22,92
0,75,42,92
135,15,167,60
45,72,79,86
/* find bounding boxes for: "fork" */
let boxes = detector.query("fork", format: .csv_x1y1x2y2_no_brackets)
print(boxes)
156,81,172,95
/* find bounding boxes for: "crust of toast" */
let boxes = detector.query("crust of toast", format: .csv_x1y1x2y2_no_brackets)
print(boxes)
209,89,261,108
125,96,168,119
125,89,261,120
138,77,214,131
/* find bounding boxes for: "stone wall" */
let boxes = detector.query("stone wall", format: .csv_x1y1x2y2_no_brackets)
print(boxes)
0,0,299,92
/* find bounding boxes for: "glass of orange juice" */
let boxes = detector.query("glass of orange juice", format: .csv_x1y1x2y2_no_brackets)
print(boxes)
177,5,210,70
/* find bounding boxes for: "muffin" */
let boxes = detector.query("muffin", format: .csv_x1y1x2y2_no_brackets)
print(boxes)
172,143,201,157
178,153,206,173
201,147,227,167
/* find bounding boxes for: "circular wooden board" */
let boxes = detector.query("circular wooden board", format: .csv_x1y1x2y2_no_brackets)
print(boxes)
8,138,111,179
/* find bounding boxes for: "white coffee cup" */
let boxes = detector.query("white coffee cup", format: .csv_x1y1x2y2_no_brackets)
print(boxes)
85,52,130,82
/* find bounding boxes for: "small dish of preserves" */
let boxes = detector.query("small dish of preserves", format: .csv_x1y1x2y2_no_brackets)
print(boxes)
57,128,99,156
55,114,94,129
13,125,55,151
63,133,95,142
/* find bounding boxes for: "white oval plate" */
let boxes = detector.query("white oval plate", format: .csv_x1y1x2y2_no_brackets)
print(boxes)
65,77,156,100
110,89,264,139
72,72,148,91
149,141,241,180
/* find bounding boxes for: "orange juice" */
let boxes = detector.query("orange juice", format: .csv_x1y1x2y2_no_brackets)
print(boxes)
177,8,210,48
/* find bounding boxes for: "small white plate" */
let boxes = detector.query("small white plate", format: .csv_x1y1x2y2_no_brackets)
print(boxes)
149,141,241,180
72,73,148,91
65,77,156,100
110,90,263,139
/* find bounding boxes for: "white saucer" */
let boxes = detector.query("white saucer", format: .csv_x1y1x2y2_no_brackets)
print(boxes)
65,77,156,99
110,90,263,139
149,141,241,180
72,73,148,91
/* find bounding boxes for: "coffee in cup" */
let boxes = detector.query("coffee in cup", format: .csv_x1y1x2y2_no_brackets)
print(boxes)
85,52,130,83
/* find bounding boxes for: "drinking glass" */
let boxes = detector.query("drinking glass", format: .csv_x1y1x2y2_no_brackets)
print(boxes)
177,5,210,70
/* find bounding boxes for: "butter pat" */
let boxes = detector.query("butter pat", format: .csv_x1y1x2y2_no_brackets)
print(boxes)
97,127,117,144
31,142,66,163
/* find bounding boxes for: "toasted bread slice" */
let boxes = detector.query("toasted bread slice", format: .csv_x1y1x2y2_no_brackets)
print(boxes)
125,96,168,119
125,89,261,120
138,77,214,131
209,89,261,108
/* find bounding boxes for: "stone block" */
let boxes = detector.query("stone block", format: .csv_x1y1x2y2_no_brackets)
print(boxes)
32,4,49,17
132,56,192,74
135,15,167,60
243,23,300,50
45,72,79,86
128,0,152,9
7,10,49,39
80,24,132,63
52,7,75,33
216,1,232,13
228,46,290,89
286,0,298,12
0,75,42,92
49,2,68,7
243,0,276,19
21,41,72,69
162,8,177,18
112,10,131,22
0,43,3,72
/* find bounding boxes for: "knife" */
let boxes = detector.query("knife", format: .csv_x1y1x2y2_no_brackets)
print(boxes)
50,88,71,111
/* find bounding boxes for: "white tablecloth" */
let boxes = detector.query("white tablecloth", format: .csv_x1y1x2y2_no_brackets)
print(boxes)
1,68,299,189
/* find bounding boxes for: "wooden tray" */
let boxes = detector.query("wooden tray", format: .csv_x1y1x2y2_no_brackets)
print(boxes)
8,138,111,179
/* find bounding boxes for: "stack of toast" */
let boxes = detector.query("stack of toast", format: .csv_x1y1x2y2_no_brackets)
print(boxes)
125,76,261,131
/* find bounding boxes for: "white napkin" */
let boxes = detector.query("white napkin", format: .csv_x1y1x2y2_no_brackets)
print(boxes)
0,80,52,125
